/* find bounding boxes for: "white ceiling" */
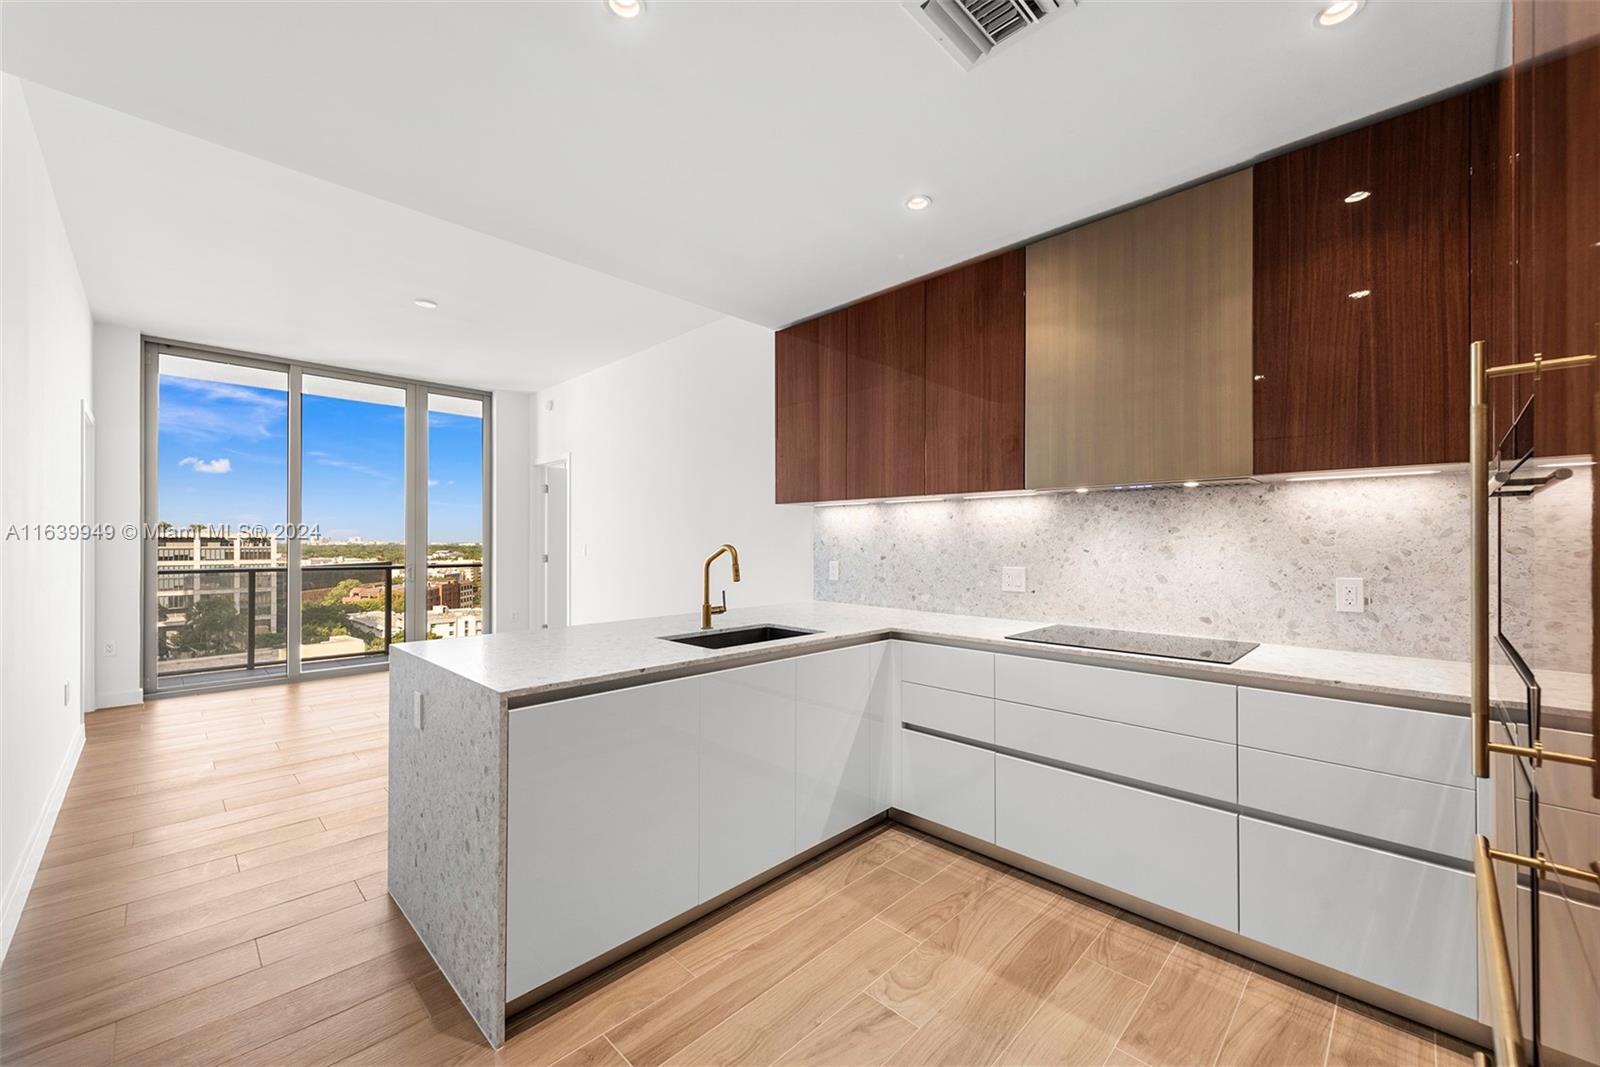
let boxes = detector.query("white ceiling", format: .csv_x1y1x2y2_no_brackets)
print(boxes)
11,79,720,392
4,0,1508,385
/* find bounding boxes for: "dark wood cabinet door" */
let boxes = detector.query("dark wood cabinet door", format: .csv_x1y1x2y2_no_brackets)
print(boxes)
773,309,848,502
847,283,926,499
1514,20,1599,460
1253,97,1471,474
924,250,1025,495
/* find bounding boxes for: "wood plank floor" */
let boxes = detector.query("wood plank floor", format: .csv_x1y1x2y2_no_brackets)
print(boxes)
1,673,1482,1066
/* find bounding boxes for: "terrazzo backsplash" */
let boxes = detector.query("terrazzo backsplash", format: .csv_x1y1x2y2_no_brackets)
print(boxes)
813,470,1593,673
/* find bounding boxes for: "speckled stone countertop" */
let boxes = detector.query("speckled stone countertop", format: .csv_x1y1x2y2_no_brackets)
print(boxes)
391,601,1591,730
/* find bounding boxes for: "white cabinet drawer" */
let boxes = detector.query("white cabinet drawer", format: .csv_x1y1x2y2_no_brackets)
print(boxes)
1238,748,1474,859
902,682,994,742
1238,818,1475,1016
996,700,1235,803
1237,688,1470,786
995,654,1235,742
995,754,1238,930
900,642,994,697
899,728,994,842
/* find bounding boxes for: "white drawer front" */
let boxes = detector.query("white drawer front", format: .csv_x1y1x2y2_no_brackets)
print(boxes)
1238,818,1476,1016
1237,688,1470,786
902,682,994,742
996,700,1235,803
995,654,1235,742
900,641,994,697
995,754,1238,930
1239,748,1474,859
900,728,995,842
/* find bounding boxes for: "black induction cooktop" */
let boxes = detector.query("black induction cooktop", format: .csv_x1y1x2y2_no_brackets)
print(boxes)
1004,624,1259,664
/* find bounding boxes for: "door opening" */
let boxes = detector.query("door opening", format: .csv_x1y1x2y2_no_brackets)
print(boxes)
537,458,570,630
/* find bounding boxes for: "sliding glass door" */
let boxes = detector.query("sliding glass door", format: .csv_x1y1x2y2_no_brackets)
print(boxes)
143,340,491,694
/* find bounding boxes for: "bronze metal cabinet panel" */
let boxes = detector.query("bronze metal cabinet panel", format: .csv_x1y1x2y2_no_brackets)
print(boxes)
1253,96,1471,475
1025,170,1254,489
846,283,927,500
774,309,848,503
924,250,1026,495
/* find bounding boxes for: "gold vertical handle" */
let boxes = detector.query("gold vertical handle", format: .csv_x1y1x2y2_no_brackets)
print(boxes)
1474,835,1526,1067
1471,340,1491,778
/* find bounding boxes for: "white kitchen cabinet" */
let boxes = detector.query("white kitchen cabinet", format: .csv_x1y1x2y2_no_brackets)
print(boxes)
899,728,995,842
1237,688,1470,787
795,646,876,850
900,641,994,696
995,653,1236,742
995,699,1235,803
1238,817,1476,1016
1238,747,1474,859
902,681,994,742
700,658,798,900
506,678,700,999
995,754,1238,930
866,642,895,813
1517,885,1600,1067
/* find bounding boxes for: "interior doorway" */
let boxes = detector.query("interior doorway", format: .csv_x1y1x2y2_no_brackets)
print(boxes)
536,458,570,630
80,401,95,719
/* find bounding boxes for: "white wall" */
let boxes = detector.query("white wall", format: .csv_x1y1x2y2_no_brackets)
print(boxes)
92,323,143,707
492,389,534,633
1,77,94,957
533,316,813,625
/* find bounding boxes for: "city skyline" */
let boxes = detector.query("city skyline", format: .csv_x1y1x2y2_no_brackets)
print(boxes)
157,371,484,543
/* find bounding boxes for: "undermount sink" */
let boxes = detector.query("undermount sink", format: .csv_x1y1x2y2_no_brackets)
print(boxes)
663,624,819,649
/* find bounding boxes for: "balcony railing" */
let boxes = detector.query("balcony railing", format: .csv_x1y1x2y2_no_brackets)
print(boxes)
155,560,483,682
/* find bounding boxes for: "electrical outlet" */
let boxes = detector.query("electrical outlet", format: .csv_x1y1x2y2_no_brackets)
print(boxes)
1001,566,1027,593
827,560,839,582
103,642,116,657
1336,577,1365,614
413,691,425,730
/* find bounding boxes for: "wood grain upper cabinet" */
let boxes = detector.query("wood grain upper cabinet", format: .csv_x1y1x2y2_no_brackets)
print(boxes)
1025,170,1254,489
924,250,1026,495
1253,97,1471,475
846,283,926,499
774,309,848,503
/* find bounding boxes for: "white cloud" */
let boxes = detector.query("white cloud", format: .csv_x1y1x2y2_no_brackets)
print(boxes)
179,456,232,474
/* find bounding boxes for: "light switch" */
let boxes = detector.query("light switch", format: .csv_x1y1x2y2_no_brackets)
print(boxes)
413,691,425,730
1002,566,1027,593
1335,577,1365,614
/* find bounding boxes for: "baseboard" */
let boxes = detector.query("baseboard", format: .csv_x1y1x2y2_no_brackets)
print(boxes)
0,723,86,961
94,688,143,711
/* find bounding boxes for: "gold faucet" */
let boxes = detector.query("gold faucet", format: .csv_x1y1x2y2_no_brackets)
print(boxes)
701,544,741,629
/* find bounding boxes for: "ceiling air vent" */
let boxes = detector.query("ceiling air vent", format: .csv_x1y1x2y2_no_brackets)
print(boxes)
905,0,1074,70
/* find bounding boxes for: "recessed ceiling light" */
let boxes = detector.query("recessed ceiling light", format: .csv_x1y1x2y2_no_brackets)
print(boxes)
905,195,933,211
413,298,438,310
1344,190,1371,203
1182,481,1200,488
1315,0,1363,27
1348,289,1372,300
607,0,643,17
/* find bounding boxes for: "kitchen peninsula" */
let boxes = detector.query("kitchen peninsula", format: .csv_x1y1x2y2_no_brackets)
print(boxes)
387,601,1583,1047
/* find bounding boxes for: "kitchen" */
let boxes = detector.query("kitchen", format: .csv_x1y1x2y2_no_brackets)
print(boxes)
1,2,1595,1066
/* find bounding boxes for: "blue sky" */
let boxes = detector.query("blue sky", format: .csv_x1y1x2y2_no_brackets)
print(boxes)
158,373,483,543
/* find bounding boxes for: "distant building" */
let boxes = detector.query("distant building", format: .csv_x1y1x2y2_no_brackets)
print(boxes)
156,526,282,660
427,607,482,640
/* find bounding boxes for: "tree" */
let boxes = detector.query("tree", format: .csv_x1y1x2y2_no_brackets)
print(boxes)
171,597,242,656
